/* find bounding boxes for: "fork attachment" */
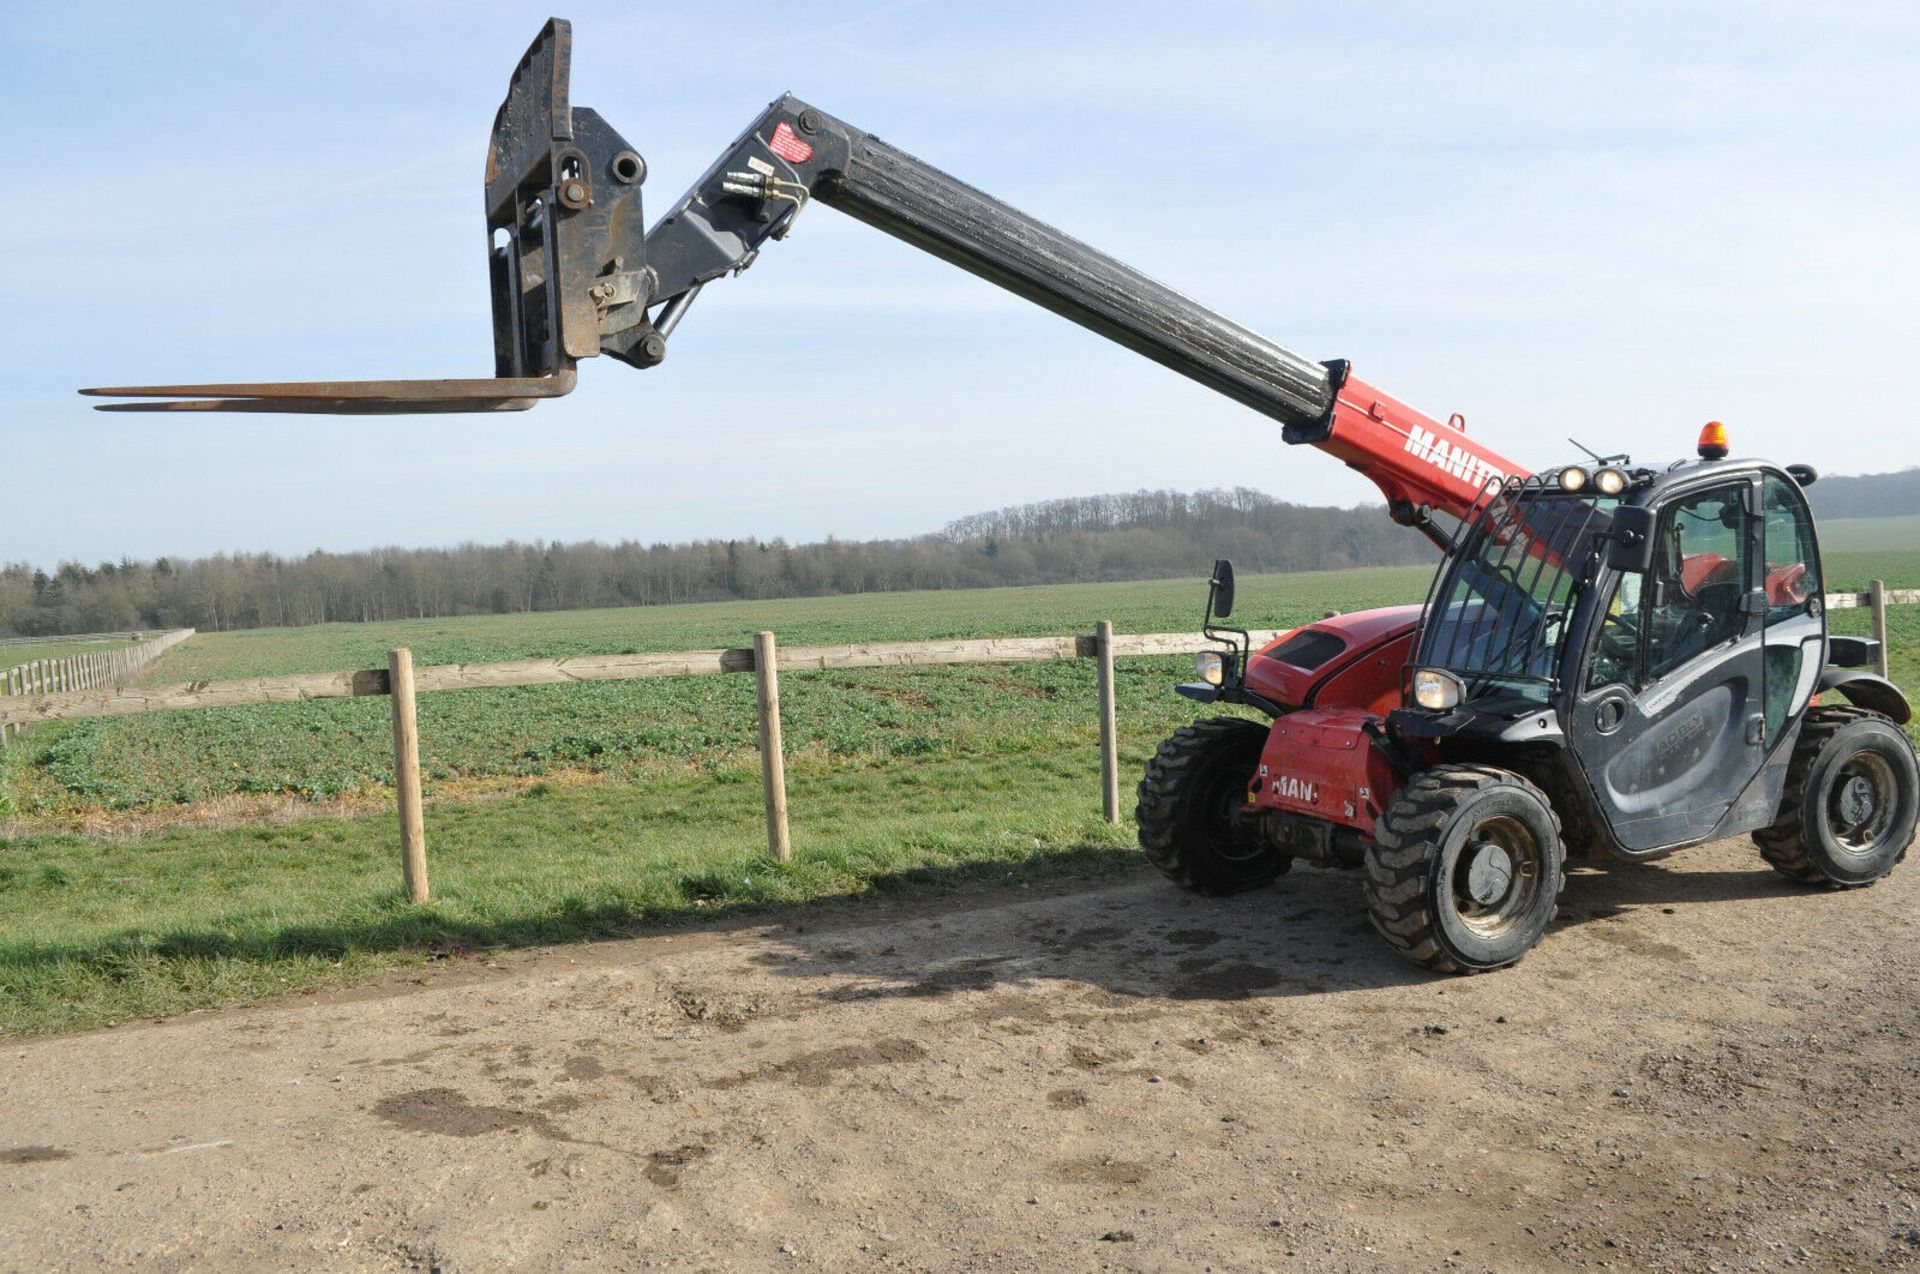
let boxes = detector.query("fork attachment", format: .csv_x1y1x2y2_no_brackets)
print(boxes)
84,18,636,414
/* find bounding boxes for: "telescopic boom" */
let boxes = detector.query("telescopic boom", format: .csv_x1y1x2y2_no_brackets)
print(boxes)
84,18,1521,531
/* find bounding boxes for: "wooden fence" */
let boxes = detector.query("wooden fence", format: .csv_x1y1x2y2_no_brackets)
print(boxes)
1826,583,1914,680
0,629,170,649
0,582,1908,900
0,629,194,745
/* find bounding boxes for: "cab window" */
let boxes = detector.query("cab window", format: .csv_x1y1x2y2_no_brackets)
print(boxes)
1643,483,1752,685
1762,473,1821,738
1585,571,1644,691
1762,474,1821,621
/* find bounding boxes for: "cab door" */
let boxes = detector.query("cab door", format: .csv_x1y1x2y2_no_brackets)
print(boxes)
1567,477,1768,852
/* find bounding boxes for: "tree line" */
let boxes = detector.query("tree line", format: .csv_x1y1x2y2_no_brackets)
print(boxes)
2,488,1436,638
1805,467,1920,521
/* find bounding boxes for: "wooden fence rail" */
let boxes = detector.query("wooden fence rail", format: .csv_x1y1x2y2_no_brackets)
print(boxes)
0,628,194,745
0,629,1286,730
0,629,174,649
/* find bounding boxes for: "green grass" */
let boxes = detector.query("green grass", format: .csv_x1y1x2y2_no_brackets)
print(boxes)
2,553,1916,1039
0,741,1169,1037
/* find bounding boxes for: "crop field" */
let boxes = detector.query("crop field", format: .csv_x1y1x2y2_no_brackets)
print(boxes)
0,551,1915,1037
5,567,1433,810
141,567,1437,681
1,637,133,673
1818,513,1920,555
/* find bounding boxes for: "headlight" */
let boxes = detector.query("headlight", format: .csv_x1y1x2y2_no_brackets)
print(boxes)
1594,466,1627,495
1194,650,1226,686
1558,466,1589,492
1412,668,1463,711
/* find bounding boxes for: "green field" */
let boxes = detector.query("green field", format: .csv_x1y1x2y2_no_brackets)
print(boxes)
1,552,1915,1038
1817,515,1920,555
2,637,134,674
6,567,1432,810
141,568,1434,681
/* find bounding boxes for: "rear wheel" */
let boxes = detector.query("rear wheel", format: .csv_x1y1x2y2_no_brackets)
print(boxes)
1364,765,1565,973
1136,717,1290,895
1753,706,1918,887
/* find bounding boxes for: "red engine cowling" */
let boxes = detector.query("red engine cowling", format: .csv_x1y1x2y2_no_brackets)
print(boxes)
1242,604,1422,836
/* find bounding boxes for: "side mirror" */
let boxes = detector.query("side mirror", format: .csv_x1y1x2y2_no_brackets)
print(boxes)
1208,558,1237,620
1605,507,1656,573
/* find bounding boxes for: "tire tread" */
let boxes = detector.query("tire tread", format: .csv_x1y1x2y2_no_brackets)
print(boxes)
1362,765,1566,974
1752,705,1916,887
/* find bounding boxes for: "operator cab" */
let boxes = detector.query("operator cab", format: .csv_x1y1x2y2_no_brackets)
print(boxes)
1395,426,1856,856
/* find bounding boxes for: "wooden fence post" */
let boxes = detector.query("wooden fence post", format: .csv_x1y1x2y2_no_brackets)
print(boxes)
753,630,792,862
1096,619,1120,824
388,648,429,903
1870,579,1890,680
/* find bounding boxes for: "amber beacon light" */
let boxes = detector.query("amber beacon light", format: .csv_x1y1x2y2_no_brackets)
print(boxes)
1697,421,1730,460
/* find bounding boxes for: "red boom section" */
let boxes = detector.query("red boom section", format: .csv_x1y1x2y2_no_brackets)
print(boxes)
1318,373,1526,523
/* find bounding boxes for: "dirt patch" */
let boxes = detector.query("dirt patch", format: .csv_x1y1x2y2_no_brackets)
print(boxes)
1,1147,71,1166
708,1037,930,1090
670,986,767,1030
370,1088,563,1140
1066,1042,1133,1071
5,840,1920,1271
561,1054,607,1080
644,1143,709,1187
1058,1155,1152,1186
1171,959,1284,998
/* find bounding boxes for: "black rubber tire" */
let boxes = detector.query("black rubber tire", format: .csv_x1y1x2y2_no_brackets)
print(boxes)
1752,706,1919,888
1364,765,1566,974
1135,717,1290,896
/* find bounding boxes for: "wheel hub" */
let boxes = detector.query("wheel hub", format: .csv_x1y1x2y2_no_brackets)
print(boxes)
1464,841,1515,906
1838,774,1878,829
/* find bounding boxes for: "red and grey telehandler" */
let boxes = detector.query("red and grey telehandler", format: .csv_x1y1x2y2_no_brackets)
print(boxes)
87,20,1918,971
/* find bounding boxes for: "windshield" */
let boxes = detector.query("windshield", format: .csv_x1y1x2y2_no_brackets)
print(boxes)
1417,480,1619,704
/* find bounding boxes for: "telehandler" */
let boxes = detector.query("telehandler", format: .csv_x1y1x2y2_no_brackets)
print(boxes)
87,19,1917,972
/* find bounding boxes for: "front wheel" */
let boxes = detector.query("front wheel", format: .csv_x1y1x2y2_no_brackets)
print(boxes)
1136,717,1290,895
1753,706,1918,887
1364,765,1565,973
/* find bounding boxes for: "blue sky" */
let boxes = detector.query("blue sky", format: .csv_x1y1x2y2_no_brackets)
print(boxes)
4,1,1917,569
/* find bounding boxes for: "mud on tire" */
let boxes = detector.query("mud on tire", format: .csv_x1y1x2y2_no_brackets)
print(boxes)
1364,765,1565,974
1135,717,1290,896
1752,706,1919,888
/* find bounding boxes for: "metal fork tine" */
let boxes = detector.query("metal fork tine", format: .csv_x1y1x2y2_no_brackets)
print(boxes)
89,397,538,414
78,368,573,414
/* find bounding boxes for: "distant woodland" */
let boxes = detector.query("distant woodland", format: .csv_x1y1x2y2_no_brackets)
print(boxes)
2,489,1434,637
1807,466,1920,520
6,467,1908,639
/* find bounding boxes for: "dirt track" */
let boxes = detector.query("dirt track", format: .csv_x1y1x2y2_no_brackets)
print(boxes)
5,840,1919,1273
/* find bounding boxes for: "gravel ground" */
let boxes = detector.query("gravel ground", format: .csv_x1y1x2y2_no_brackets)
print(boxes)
4,838,1918,1272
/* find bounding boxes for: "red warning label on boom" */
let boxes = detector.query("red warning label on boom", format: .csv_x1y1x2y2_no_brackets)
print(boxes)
768,121,813,164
